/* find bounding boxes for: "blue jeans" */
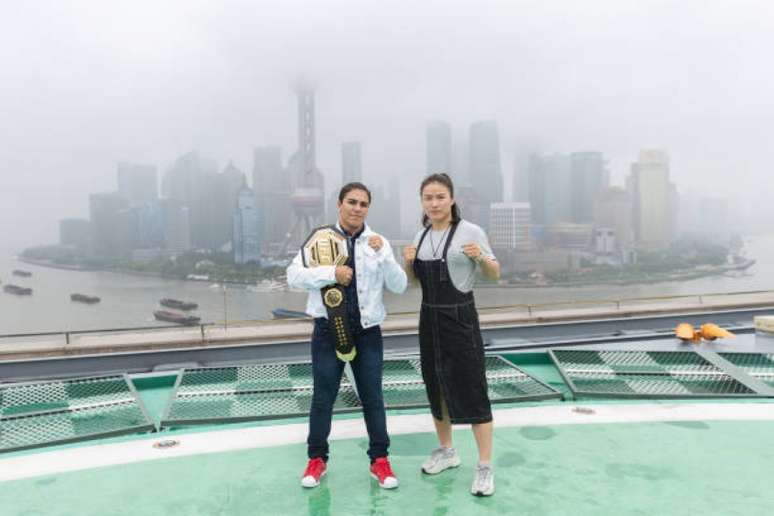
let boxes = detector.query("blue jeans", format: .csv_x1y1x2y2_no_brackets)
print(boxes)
307,318,389,462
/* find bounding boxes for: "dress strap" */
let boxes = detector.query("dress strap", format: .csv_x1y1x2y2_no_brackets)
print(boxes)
441,221,460,261
416,225,432,255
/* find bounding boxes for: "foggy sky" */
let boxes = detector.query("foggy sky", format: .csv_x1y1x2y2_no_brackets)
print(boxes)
2,0,773,252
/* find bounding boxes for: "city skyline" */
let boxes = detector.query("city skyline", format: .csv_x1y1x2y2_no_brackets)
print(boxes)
3,1,774,251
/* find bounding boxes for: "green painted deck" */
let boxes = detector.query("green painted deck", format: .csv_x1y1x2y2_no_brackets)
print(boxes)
1,418,773,515
2,352,774,515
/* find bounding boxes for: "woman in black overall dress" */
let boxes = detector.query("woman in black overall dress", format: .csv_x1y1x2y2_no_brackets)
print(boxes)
403,173,501,497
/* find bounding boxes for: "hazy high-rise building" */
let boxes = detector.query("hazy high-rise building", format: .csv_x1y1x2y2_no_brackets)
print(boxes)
342,141,363,183
136,200,165,249
570,151,609,223
426,121,452,175
252,146,290,247
162,200,191,254
629,149,673,251
489,202,531,251
117,162,158,207
513,154,530,203
89,192,130,257
162,151,219,249
594,186,633,251
455,185,484,229
528,154,571,226
59,218,90,249
469,120,503,230
162,151,217,206
194,162,246,251
233,186,261,264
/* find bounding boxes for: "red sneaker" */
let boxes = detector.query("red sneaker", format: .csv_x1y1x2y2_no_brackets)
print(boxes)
370,457,399,489
301,457,327,488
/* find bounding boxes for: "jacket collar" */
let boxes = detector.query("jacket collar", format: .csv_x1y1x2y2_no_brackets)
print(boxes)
336,221,371,241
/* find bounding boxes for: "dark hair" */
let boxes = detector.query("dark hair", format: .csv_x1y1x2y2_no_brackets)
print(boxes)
420,173,462,227
338,182,372,204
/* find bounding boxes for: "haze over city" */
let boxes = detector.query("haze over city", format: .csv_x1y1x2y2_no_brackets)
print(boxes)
2,0,774,252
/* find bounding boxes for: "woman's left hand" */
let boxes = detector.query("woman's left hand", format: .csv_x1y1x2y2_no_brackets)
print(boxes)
462,243,483,262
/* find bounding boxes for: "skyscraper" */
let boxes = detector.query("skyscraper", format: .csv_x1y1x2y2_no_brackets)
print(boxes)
594,186,633,252
512,154,530,203
528,153,571,226
136,201,165,249
162,200,191,254
196,162,246,251
117,162,158,206
233,186,261,264
89,192,130,257
469,120,503,230
426,121,452,175
162,151,217,206
162,151,218,249
629,150,673,251
252,146,290,248
342,141,362,184
570,151,609,223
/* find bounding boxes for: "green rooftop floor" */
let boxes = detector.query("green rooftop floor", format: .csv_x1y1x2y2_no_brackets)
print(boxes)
1,418,773,515
3,351,774,514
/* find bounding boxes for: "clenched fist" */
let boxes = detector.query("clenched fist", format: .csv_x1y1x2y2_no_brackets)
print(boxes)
335,265,354,286
462,243,483,263
368,234,384,252
403,245,417,264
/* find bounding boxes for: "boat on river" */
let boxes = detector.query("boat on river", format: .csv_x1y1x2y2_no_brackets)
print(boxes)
70,293,101,304
153,310,201,326
159,298,198,311
3,284,32,295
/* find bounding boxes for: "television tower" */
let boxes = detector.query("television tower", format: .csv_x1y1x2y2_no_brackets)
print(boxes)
282,85,325,252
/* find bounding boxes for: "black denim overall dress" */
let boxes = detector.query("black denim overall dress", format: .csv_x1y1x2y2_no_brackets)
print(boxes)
413,222,492,424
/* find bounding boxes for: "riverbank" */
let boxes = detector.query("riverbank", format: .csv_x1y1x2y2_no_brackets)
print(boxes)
16,256,273,286
18,255,754,291
498,260,755,289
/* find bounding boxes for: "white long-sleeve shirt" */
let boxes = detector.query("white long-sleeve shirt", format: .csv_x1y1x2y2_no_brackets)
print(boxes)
286,223,407,329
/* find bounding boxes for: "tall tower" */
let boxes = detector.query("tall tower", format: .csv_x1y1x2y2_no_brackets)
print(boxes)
298,88,317,176
284,86,325,252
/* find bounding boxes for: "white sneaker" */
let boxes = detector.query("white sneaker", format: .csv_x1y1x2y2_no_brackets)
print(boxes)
421,447,461,475
470,464,495,496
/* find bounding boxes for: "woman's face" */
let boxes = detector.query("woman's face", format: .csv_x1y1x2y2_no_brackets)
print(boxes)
421,181,455,224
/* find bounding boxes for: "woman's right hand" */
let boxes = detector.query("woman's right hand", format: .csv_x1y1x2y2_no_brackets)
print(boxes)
403,245,417,264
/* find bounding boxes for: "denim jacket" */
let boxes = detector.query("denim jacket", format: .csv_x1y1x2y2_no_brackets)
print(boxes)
286,223,408,328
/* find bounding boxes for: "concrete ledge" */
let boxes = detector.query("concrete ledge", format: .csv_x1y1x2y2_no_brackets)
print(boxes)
2,291,774,360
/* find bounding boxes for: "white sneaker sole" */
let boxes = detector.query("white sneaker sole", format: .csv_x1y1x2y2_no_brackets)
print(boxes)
301,469,327,488
370,473,399,489
421,455,462,475
471,485,495,497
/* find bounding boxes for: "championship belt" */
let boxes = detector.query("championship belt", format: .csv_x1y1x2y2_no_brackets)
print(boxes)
301,226,356,362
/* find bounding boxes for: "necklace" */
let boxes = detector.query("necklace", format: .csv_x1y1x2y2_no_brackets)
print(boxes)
428,225,451,258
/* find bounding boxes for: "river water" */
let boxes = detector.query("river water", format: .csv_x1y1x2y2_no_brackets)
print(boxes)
1,235,772,334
